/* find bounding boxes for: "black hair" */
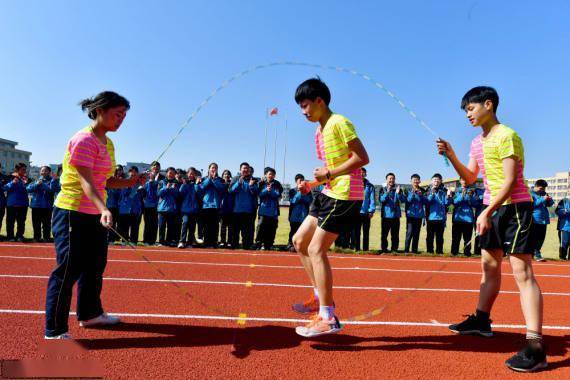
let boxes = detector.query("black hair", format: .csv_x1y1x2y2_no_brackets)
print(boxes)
361,167,367,173
41,165,51,172
15,162,27,170
116,164,124,170
411,173,420,180
151,161,161,168
208,162,218,169
166,167,176,173
57,164,63,176
79,91,130,120
295,77,331,106
432,173,443,180
295,173,305,182
249,166,255,173
264,167,276,175
461,86,499,113
222,169,232,178
239,162,250,169
385,172,395,179
535,179,548,188
129,166,139,173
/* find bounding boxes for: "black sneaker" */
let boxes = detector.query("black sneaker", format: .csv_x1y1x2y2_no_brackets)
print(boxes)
505,342,547,372
449,314,493,337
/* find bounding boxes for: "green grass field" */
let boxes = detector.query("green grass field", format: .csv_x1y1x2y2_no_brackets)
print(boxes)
0,207,563,260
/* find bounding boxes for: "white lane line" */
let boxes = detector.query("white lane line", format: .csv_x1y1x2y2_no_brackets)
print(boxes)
1,308,570,330
2,274,570,297
2,243,568,267
1,254,570,278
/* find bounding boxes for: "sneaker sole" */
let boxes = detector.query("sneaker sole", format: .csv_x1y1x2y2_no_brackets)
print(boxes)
291,307,319,315
295,325,343,338
449,328,493,337
506,360,548,372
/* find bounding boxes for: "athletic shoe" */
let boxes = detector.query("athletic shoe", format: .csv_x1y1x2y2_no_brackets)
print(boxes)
79,313,121,327
505,342,548,372
292,296,320,314
45,332,73,340
449,314,493,337
295,314,343,337
177,242,185,249
534,252,546,262
195,238,204,245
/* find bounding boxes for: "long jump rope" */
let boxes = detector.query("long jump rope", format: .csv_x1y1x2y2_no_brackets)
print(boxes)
106,61,472,350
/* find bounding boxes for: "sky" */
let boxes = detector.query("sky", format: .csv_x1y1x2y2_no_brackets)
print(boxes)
0,0,568,184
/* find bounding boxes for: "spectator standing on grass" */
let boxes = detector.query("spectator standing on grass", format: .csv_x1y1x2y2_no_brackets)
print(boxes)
229,162,259,249
198,163,226,248
219,169,234,248
471,187,485,256
404,174,426,254
380,172,404,253
27,166,59,242
556,196,570,260
157,167,180,246
117,166,145,244
0,163,11,241
530,179,553,262
426,173,449,254
352,167,375,251
255,167,283,251
142,161,163,246
4,163,30,242
451,179,475,256
106,165,124,243
287,174,312,251
178,168,201,248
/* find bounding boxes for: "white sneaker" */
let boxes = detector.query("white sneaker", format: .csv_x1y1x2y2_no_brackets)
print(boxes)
177,242,185,249
195,238,204,244
79,313,121,327
45,332,73,339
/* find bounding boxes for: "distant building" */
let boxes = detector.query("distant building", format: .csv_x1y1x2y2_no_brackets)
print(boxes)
125,162,152,173
0,138,32,174
527,171,570,202
29,165,41,179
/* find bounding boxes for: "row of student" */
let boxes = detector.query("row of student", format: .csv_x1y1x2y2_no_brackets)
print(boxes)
0,163,61,242
346,172,568,260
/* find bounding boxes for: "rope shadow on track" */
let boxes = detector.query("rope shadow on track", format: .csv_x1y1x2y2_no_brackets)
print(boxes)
75,322,352,359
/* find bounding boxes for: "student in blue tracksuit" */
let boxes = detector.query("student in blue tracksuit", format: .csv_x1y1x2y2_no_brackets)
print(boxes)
249,165,260,247
178,168,201,248
426,173,450,254
471,187,485,256
4,163,30,242
530,179,554,262
199,163,226,248
288,174,312,250
143,161,163,246
229,162,259,250
158,167,181,246
219,169,234,248
451,179,475,256
0,163,10,241
106,165,124,243
118,166,145,244
26,166,59,242
556,197,570,260
404,174,426,254
380,172,405,253
352,167,375,251
255,167,283,250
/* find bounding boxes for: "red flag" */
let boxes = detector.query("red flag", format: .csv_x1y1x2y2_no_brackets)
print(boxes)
269,107,278,116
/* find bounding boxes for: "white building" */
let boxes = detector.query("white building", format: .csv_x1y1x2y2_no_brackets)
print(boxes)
0,138,32,174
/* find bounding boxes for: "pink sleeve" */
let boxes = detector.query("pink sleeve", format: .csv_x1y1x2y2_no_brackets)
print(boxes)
68,134,98,169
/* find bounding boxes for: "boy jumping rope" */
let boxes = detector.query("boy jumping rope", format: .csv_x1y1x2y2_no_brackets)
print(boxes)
291,78,369,337
437,86,546,372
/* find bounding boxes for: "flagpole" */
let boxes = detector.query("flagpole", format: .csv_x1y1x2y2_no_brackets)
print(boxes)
273,113,278,169
283,116,288,184
263,107,268,172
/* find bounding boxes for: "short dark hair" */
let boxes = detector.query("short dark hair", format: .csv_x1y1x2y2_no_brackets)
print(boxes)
432,173,443,180
361,167,367,173
295,173,305,182
264,167,276,175
166,166,176,173
15,162,27,170
151,161,161,168
41,165,51,173
411,174,420,180
386,172,395,179
79,91,130,120
461,86,499,113
535,179,548,188
129,166,139,173
222,169,232,178
295,77,331,106
240,162,249,169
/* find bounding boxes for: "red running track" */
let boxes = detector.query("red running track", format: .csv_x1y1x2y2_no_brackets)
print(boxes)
0,243,569,379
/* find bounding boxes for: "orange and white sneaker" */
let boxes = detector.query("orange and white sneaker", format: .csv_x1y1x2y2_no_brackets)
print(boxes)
295,314,343,338
292,296,319,315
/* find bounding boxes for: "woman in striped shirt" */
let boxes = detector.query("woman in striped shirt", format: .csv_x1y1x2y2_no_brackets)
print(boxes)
45,91,144,339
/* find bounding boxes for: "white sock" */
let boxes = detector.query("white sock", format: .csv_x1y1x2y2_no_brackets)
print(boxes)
313,288,319,300
319,305,335,320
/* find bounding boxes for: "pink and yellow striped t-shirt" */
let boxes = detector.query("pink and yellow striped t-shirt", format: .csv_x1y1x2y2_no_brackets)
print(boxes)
55,127,116,214
315,113,364,201
469,124,531,206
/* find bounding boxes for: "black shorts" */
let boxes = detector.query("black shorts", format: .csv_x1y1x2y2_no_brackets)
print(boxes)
309,192,362,234
479,202,535,254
